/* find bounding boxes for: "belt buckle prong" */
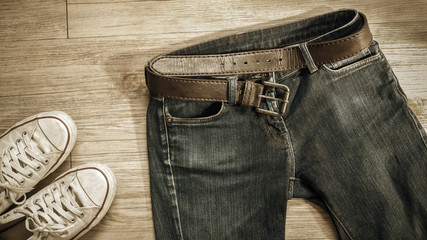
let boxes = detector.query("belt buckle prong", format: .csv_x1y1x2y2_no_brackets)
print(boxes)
256,81,290,117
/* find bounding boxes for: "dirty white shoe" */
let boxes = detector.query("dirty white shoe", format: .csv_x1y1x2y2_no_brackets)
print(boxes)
0,111,77,213
0,163,117,240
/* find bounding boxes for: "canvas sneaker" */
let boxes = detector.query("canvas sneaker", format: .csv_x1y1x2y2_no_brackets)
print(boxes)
0,163,117,240
0,111,77,213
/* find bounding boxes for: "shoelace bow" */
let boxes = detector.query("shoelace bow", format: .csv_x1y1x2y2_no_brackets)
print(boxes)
0,131,48,205
16,180,85,240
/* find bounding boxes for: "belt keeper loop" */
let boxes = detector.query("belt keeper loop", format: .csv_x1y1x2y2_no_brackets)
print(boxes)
227,76,238,105
298,42,319,73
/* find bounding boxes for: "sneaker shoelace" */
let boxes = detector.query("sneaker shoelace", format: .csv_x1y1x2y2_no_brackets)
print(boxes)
16,180,85,240
0,131,48,205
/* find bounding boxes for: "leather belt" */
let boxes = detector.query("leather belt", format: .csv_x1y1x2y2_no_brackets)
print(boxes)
145,10,373,116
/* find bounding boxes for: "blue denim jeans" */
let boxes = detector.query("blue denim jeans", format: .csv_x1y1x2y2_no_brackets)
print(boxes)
146,9,427,240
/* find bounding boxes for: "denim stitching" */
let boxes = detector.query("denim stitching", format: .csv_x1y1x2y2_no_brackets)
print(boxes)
167,102,228,125
161,98,184,239
330,48,371,69
321,52,383,75
323,200,354,240
286,130,297,199
406,109,427,148
390,72,427,148
261,118,289,147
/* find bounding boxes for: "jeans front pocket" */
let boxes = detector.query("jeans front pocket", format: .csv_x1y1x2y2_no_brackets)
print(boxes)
321,40,384,76
164,98,228,124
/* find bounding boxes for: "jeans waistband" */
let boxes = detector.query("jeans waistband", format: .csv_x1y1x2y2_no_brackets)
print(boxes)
145,9,373,116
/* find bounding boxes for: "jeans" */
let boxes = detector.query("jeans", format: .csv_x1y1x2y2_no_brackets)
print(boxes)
146,9,427,240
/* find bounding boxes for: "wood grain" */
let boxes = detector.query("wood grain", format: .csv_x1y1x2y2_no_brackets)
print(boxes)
67,0,427,38
0,0,67,41
0,0,425,239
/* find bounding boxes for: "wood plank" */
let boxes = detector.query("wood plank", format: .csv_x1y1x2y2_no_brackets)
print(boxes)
67,0,427,38
286,199,338,239
69,0,167,3
0,0,67,41
0,90,148,142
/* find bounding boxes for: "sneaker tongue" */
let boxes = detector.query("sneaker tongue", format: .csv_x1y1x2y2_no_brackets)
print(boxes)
30,126,58,154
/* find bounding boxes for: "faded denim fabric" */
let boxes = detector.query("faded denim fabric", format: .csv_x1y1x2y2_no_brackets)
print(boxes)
146,10,427,240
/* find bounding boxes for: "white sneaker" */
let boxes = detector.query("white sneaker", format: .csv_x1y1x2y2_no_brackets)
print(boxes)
0,163,117,240
0,111,77,213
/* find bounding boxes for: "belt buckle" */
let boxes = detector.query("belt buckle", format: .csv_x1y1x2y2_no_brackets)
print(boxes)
256,81,290,117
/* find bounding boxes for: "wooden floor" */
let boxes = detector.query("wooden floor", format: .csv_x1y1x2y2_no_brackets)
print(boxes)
0,0,425,239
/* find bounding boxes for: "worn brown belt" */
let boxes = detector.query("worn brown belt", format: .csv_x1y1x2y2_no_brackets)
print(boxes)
145,10,373,117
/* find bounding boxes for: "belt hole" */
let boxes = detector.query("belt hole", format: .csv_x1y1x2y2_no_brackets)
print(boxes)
279,58,283,62
267,59,271,63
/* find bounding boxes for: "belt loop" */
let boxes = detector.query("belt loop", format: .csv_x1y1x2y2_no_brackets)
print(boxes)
298,42,319,73
227,76,238,105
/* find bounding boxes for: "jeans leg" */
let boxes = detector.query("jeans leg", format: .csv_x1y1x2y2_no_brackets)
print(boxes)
147,96,293,239
288,44,427,239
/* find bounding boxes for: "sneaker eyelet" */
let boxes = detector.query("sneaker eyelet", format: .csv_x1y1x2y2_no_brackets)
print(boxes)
27,172,32,177
16,139,21,144
70,218,76,223
52,187,57,191
79,212,85,218
5,196,9,200
61,181,65,185
19,179,25,185
13,210,17,214
43,193,49,198
8,146,14,151
33,199,40,204
43,159,49,165
22,131,28,136
36,165,41,171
